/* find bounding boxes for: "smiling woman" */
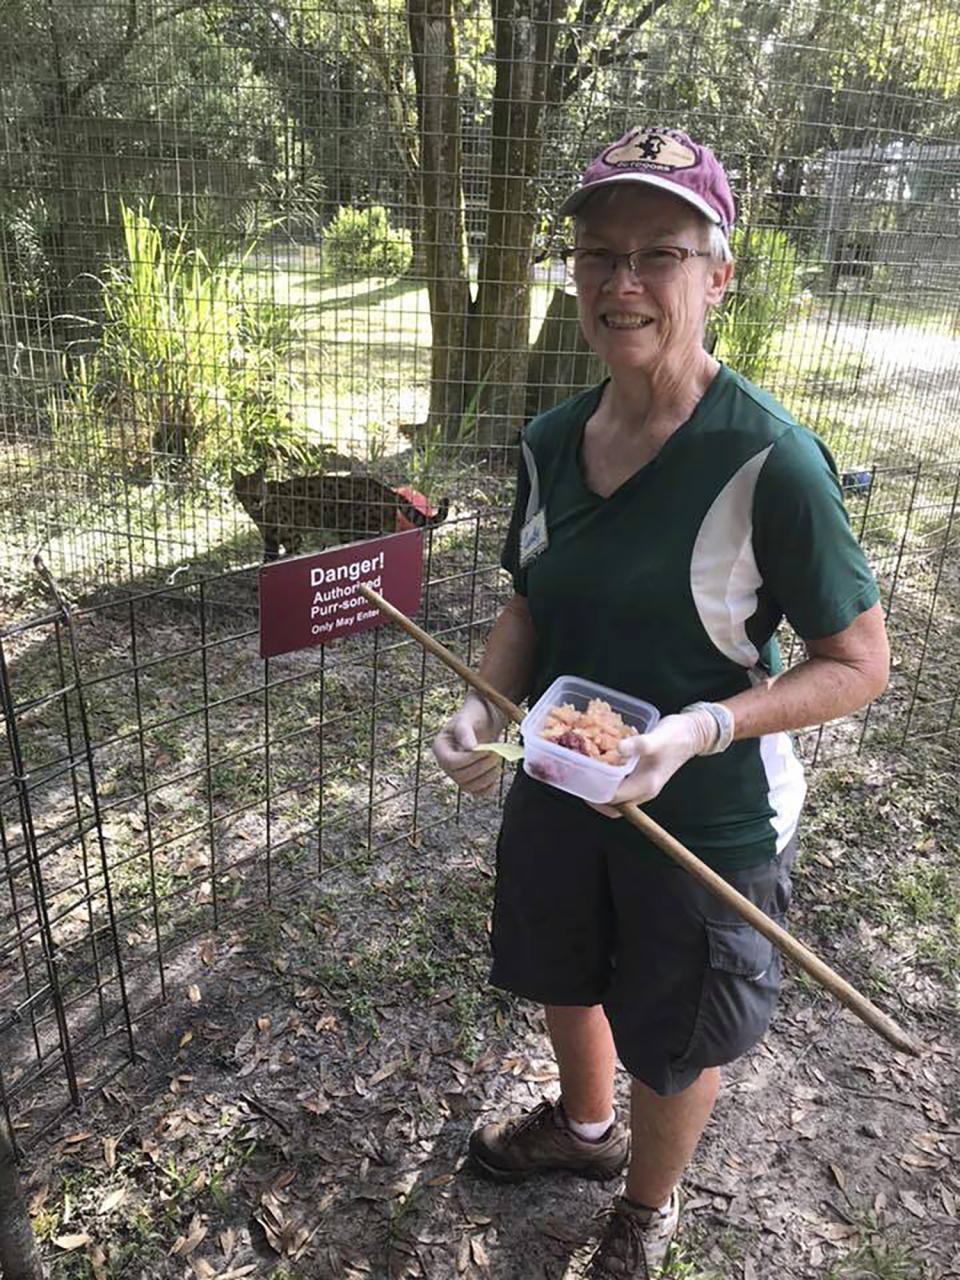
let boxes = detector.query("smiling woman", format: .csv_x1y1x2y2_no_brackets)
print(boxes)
431,125,889,1278
567,185,733,421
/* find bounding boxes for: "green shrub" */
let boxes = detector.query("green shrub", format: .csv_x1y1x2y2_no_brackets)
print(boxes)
324,204,412,277
50,201,310,481
712,226,809,383
0,194,54,314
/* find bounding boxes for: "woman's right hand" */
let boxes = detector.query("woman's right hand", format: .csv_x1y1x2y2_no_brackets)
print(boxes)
432,692,508,795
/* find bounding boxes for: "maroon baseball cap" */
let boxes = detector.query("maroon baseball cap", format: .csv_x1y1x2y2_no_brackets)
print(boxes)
558,126,736,233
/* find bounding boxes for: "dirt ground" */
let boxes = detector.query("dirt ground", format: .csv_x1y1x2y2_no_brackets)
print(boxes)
14,741,959,1280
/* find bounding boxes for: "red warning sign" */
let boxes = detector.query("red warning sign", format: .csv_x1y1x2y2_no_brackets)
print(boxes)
258,529,423,658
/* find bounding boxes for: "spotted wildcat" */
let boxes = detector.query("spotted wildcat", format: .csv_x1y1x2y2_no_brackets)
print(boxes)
233,468,449,560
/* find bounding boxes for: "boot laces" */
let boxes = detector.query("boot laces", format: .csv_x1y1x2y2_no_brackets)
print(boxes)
588,1201,654,1278
509,1100,556,1139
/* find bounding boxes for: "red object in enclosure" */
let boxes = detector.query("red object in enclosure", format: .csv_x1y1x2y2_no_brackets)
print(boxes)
393,486,435,531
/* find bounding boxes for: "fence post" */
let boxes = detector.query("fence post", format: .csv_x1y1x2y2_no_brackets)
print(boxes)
0,1112,44,1280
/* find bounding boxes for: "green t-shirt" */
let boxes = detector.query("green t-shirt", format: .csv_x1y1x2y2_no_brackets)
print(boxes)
502,364,880,870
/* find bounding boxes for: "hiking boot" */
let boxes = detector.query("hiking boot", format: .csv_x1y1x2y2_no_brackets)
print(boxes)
468,1099,629,1183
583,1189,680,1277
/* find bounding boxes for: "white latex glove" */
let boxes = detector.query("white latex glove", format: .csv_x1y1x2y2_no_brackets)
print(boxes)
591,706,719,818
432,692,509,796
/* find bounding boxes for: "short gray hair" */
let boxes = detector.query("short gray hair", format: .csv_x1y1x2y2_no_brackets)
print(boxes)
707,223,733,263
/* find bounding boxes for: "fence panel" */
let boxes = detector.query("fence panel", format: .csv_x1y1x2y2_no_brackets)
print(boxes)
3,451,960,1142
0,514,509,1142
2,0,959,1148
2,0,959,600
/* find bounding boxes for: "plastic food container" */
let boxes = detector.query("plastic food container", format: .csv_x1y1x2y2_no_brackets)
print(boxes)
520,675,660,804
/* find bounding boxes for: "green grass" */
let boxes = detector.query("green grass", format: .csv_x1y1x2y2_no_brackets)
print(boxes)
824,1236,927,1279
656,1231,725,1279
234,855,500,1049
768,298,960,465
242,251,558,458
893,860,960,978
34,1127,262,1278
794,746,960,1015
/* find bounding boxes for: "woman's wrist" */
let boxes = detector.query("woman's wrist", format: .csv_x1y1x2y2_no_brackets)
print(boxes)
680,701,736,754
465,689,508,731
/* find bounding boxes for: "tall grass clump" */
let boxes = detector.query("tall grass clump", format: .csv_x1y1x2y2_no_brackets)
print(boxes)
50,202,307,483
712,226,809,383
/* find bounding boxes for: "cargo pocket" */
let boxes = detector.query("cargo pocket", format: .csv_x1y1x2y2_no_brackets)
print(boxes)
675,919,782,1071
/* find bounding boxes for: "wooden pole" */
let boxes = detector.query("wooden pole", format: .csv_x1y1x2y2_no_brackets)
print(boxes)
358,584,921,1058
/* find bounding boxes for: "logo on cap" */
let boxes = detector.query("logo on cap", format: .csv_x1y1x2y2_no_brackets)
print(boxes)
602,128,696,173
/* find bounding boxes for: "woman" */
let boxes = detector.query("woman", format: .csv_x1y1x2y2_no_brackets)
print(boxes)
433,125,889,1277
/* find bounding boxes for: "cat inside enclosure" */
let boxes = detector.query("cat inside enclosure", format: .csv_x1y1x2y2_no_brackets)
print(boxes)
232,467,450,560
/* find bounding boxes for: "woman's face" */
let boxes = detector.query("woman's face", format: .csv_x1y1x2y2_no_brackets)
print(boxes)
573,186,732,375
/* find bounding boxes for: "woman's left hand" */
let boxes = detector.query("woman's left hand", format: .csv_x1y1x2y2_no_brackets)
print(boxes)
590,708,717,818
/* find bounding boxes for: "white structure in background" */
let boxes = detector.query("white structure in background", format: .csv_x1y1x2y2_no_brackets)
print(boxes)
817,140,960,292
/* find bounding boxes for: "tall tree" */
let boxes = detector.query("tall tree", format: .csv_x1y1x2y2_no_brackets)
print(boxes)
333,0,673,444
0,1,279,328
406,0,473,432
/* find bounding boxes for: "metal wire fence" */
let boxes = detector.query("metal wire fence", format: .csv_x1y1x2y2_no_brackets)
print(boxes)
1,513,506,1144
2,0,960,603
3,456,960,1146
1,0,960,1150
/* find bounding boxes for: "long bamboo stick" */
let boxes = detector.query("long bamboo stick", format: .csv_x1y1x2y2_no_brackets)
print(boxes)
358,584,920,1057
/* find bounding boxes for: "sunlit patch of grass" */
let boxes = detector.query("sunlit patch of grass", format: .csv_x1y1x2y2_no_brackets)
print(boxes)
893,859,960,979
894,861,956,923
765,300,960,465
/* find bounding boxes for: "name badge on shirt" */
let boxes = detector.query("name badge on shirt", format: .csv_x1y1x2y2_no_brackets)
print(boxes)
519,508,548,567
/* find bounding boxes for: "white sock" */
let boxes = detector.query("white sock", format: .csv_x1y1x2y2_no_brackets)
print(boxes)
564,1109,615,1142
625,1193,673,1217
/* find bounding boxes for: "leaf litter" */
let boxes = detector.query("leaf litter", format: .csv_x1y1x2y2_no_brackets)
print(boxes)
18,745,960,1277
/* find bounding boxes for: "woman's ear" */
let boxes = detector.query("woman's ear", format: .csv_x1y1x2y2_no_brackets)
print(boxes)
705,259,734,307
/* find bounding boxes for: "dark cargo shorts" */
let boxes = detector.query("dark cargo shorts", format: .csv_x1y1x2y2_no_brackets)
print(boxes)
489,770,796,1096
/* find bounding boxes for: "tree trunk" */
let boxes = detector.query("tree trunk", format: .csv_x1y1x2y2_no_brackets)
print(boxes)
40,11,107,330
405,0,667,447
407,0,472,435
525,286,602,420
0,1115,44,1280
466,0,562,447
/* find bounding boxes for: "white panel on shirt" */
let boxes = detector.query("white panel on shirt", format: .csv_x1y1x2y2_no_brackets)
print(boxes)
690,444,806,850
689,445,773,668
759,729,807,853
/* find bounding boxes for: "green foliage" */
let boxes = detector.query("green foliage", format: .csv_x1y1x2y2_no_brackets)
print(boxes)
49,202,310,481
824,1234,927,1279
712,226,810,383
324,205,412,278
0,194,53,311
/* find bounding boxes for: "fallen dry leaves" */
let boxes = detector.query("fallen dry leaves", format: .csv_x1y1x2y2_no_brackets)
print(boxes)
54,1233,92,1250
97,1187,126,1214
253,1170,320,1261
170,1213,208,1256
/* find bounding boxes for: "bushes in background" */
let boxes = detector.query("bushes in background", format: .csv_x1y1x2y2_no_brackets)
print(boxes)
50,202,308,482
712,226,809,383
324,205,412,278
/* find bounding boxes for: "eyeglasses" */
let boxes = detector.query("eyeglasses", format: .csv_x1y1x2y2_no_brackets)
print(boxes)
561,245,707,284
